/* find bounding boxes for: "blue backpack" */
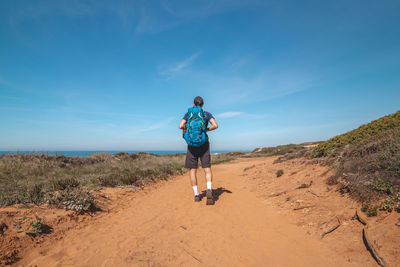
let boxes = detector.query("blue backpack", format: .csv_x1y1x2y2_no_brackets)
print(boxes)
184,106,208,147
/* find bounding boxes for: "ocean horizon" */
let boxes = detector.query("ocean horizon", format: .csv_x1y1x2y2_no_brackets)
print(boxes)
0,150,250,157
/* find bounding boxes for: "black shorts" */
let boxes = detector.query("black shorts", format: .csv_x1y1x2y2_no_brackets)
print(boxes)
185,142,211,169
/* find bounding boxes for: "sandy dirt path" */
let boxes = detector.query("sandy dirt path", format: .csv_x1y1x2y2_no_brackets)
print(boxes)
20,158,364,266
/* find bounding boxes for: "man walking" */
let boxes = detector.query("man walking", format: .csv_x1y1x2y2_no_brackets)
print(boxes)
179,96,218,205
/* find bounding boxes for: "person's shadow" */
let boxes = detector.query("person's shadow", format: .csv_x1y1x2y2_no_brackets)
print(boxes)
200,187,232,202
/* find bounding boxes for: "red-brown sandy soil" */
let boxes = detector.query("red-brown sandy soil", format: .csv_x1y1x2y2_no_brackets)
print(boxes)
1,156,399,266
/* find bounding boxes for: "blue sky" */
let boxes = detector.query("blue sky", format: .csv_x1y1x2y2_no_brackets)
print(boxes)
1,0,399,151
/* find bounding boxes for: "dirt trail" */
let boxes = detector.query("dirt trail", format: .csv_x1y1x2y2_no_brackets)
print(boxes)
19,157,383,266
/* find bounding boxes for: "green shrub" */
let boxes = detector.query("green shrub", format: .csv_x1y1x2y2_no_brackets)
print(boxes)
372,179,394,195
395,203,400,213
380,202,393,212
361,201,370,212
118,175,138,185
27,183,45,204
367,206,378,217
312,110,400,157
50,177,80,190
26,215,44,237
276,169,284,177
46,188,96,214
330,126,400,209
97,175,118,187
251,143,312,157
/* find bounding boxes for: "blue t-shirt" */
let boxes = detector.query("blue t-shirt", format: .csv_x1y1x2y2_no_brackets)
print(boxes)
183,111,214,129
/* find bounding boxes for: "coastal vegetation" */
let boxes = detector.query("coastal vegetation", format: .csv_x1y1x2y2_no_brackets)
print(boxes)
311,110,400,157
255,110,400,216
0,151,243,210
0,152,186,208
328,126,400,214
2,110,399,216
251,142,320,157
313,110,400,215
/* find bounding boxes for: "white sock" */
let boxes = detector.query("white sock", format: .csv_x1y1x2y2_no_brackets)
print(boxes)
192,185,199,196
207,181,212,190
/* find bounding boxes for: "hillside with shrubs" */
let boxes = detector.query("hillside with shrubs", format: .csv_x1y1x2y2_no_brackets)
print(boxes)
314,110,400,215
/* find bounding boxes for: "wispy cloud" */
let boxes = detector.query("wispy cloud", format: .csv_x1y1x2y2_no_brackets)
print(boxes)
7,0,95,26
161,0,266,20
161,0,216,19
4,1,266,36
43,106,152,119
230,56,250,69
215,111,244,118
159,51,203,79
137,117,175,133
186,68,316,107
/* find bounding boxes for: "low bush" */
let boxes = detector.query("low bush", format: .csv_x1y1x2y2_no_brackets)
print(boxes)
251,143,315,157
46,188,96,214
27,183,45,204
276,169,284,177
331,127,400,199
367,206,378,217
0,151,246,208
326,125,400,217
50,177,80,190
371,179,394,195
0,151,232,209
361,201,370,212
26,215,45,237
211,152,246,165
312,110,400,157
97,175,119,187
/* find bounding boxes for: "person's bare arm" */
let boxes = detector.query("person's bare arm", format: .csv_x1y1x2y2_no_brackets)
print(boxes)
179,119,187,138
207,118,218,132
179,119,187,129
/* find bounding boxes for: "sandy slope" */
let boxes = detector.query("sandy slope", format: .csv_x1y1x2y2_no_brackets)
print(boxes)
15,157,398,266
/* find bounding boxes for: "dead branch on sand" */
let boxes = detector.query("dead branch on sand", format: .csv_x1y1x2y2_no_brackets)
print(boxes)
318,216,338,229
293,205,314,211
295,181,313,189
363,227,387,267
182,247,202,263
320,217,341,239
352,209,367,226
306,189,328,198
351,209,387,267
268,189,290,197
243,165,255,172
268,181,314,198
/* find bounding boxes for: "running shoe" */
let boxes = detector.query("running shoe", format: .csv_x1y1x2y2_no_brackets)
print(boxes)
206,189,214,205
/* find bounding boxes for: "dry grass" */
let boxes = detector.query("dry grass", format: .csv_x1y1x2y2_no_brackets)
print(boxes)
0,151,246,208
211,152,246,164
0,152,186,207
328,126,400,212
251,143,320,158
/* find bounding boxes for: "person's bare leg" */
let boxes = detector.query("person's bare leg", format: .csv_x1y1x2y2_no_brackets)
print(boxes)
190,168,198,186
190,169,200,199
204,167,212,183
204,167,214,205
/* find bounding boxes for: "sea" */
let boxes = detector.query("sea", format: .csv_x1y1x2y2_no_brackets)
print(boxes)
0,150,249,157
